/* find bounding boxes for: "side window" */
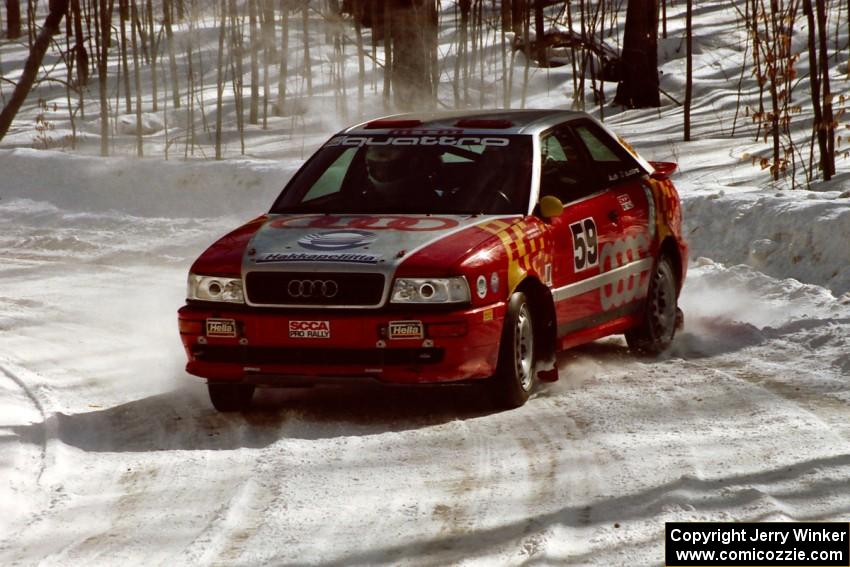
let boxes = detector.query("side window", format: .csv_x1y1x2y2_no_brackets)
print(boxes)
573,123,642,185
539,129,596,203
302,148,357,202
542,136,568,162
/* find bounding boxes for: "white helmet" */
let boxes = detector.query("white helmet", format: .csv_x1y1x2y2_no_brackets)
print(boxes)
365,146,438,196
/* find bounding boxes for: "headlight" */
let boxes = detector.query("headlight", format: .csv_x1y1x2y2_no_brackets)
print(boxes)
187,274,245,303
390,277,470,304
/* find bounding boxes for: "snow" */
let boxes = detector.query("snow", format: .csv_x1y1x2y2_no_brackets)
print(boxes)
1,0,850,564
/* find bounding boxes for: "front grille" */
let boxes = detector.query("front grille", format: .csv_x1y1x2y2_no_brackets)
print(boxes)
245,272,385,306
192,346,444,366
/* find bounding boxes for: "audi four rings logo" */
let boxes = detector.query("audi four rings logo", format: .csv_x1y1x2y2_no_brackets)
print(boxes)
287,279,339,298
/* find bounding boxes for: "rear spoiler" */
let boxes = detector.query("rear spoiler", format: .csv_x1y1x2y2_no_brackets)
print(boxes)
648,161,678,180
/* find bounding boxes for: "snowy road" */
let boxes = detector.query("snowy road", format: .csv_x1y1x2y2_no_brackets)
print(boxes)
1,197,849,566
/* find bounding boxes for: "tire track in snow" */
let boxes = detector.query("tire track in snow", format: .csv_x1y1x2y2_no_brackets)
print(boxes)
0,362,48,481
0,360,59,556
681,360,850,447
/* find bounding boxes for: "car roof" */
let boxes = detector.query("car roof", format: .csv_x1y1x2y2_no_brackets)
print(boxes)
342,109,588,136
340,109,655,174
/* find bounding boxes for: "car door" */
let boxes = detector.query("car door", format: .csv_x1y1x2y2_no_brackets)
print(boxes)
570,120,654,315
538,125,621,337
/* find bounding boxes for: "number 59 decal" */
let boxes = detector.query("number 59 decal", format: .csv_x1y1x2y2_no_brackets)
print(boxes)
570,217,598,272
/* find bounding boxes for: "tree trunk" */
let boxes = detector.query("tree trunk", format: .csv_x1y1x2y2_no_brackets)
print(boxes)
119,0,132,113
278,0,289,115
389,0,437,111
453,0,469,107
228,0,244,153
533,0,546,66
70,0,88,85
5,0,22,39
353,0,365,105
248,0,259,124
803,0,826,179
511,0,523,35
683,0,692,140
501,0,511,32
163,0,180,108
815,0,835,179
0,0,69,140
130,0,143,156
215,0,226,158
381,0,391,104
614,0,660,108
147,0,157,111
97,0,112,156
262,0,275,57
302,0,312,95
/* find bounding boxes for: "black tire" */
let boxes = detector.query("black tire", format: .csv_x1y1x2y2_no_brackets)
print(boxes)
207,382,255,412
491,291,536,409
626,256,679,355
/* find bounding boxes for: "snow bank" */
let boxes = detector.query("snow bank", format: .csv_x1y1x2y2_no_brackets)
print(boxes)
681,187,850,296
0,149,298,218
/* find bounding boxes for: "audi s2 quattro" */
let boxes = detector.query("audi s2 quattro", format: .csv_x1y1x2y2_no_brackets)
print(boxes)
178,110,687,411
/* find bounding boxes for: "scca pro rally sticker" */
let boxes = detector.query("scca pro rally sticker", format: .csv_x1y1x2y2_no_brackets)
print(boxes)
289,320,330,339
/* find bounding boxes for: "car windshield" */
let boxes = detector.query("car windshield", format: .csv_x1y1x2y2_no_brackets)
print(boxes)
270,134,533,215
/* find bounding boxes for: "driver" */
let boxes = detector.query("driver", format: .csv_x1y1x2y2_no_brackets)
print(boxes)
364,146,441,206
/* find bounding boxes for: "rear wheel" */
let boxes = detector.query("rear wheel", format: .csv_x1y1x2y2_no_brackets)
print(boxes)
491,291,536,409
207,382,255,412
626,256,678,355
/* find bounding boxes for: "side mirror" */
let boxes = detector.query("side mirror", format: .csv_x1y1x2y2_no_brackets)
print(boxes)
539,195,564,219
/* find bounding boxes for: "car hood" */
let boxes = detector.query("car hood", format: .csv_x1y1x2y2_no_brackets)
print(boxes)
242,213,514,279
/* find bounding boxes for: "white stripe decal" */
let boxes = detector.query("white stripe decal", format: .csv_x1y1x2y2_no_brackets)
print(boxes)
552,258,654,302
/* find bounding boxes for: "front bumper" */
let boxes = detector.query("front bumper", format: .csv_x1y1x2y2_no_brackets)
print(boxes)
177,302,506,385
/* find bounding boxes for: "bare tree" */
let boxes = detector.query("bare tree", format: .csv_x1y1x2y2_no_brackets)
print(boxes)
119,0,132,112
5,0,22,39
163,0,180,108
381,0,437,110
248,0,259,124
302,0,312,95
0,0,70,141
684,0,692,140
453,0,470,107
130,0,143,156
814,0,835,178
215,0,226,158
96,0,114,156
70,0,88,85
614,0,660,108
278,0,289,115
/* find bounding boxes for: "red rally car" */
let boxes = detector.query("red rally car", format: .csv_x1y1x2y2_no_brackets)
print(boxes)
178,110,687,411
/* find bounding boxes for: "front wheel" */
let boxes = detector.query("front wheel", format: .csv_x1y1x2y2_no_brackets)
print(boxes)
626,256,679,355
208,382,255,412
491,291,536,409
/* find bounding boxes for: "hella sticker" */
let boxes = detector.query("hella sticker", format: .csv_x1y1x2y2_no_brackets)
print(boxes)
388,320,424,340
289,320,331,339
206,318,237,338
